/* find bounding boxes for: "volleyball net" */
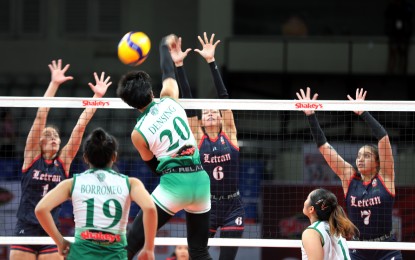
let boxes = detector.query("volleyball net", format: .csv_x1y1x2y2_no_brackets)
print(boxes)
0,97,415,256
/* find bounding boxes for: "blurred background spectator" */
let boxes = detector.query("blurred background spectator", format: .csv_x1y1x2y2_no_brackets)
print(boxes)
385,0,414,74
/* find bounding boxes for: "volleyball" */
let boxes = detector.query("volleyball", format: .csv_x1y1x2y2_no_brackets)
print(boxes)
117,31,151,66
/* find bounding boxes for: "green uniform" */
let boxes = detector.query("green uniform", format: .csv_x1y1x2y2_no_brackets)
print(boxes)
68,168,131,260
301,221,350,260
135,97,211,214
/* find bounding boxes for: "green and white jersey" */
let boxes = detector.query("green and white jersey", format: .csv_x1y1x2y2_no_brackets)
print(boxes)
134,97,201,172
135,98,211,215
70,168,131,247
301,221,350,260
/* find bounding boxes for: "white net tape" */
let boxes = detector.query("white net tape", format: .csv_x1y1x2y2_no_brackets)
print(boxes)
0,96,414,111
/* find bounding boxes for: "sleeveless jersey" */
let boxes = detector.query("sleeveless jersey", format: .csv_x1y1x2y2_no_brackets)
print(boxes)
301,221,350,260
346,174,394,239
70,168,131,251
134,97,201,171
134,98,210,215
17,155,67,224
198,132,240,196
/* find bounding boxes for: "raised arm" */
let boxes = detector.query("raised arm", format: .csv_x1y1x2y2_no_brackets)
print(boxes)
60,72,112,173
347,88,395,193
296,87,355,193
169,35,203,141
195,32,237,143
159,35,180,100
23,59,73,168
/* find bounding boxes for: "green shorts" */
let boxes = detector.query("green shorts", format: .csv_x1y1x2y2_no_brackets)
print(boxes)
152,170,211,215
67,240,127,260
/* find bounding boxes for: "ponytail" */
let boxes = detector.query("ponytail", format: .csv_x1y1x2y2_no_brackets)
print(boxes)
329,205,358,240
310,188,359,239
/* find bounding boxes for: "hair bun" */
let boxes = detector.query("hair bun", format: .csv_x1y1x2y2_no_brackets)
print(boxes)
92,128,106,142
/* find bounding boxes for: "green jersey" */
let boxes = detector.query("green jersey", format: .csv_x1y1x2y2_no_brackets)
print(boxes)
135,97,210,214
134,97,201,172
68,168,131,260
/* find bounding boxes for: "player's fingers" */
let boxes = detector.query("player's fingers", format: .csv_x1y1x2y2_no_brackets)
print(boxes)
209,33,215,44
204,32,208,43
104,75,111,84
93,72,99,82
306,87,311,98
62,64,70,73
184,48,192,55
100,72,105,82
213,40,221,48
197,35,204,46
300,88,306,98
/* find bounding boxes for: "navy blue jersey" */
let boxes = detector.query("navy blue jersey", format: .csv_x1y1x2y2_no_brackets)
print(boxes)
16,155,67,225
346,174,394,239
198,132,239,196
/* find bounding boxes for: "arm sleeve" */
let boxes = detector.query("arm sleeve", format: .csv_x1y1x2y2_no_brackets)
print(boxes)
359,111,387,140
208,61,229,99
176,65,199,118
307,114,328,147
176,66,192,98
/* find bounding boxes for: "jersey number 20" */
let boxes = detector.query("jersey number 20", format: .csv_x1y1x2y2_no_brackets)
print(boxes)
160,117,191,152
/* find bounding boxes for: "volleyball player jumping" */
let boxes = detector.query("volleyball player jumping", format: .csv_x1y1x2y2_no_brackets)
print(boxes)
169,32,245,260
117,35,212,260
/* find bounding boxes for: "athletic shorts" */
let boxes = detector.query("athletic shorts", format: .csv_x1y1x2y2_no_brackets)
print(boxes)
151,170,211,215
209,195,245,233
68,240,127,260
10,221,58,254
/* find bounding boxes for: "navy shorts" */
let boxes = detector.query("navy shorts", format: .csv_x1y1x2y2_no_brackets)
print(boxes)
209,195,245,236
10,221,59,255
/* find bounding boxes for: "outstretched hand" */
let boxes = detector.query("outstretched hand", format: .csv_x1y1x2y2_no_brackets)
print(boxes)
295,87,319,116
169,36,192,67
194,32,220,63
48,59,74,85
347,88,367,116
88,72,112,98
